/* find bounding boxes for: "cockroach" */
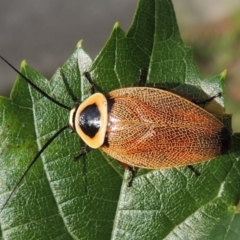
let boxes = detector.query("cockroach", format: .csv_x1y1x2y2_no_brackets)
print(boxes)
0,55,231,212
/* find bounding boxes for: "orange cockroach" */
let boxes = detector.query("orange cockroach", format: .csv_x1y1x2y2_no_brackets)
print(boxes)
0,55,231,212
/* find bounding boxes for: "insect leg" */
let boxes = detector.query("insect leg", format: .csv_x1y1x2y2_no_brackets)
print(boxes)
187,165,200,177
73,143,89,195
83,72,96,94
193,92,222,105
117,161,137,187
127,167,137,187
138,69,148,86
73,144,90,161
60,69,79,102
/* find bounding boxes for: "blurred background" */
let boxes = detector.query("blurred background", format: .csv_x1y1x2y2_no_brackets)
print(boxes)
0,0,239,131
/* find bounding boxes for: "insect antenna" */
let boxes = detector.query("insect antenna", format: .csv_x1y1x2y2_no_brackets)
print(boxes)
0,125,69,213
0,56,74,212
0,55,71,110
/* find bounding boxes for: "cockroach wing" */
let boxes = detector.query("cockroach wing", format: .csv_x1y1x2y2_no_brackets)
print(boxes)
101,87,231,169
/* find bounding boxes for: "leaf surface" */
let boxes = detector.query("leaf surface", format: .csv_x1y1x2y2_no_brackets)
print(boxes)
0,0,239,239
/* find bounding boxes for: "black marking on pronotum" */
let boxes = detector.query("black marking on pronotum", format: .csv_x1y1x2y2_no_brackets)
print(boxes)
79,103,101,138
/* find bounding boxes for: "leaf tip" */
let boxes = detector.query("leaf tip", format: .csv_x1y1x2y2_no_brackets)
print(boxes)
76,39,83,48
113,22,120,29
20,60,28,68
220,69,227,80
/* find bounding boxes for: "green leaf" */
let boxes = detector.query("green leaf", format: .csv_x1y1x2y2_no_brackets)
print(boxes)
1,0,240,239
